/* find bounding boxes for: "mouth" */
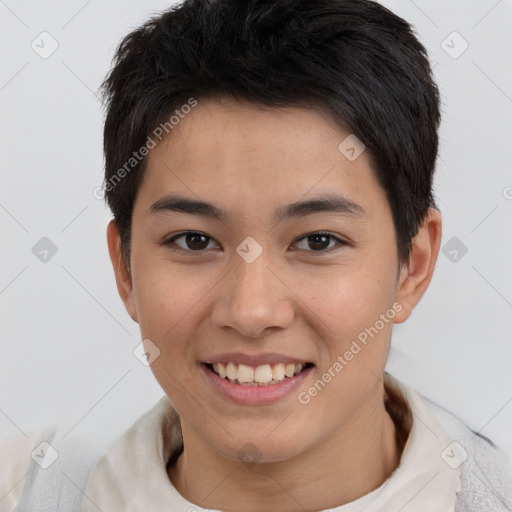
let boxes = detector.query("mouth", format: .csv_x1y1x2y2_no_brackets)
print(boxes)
203,361,315,386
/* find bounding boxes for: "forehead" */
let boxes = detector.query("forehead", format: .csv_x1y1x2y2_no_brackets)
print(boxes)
138,98,389,223
151,98,352,169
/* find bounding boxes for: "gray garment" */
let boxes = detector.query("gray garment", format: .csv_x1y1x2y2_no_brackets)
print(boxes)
14,397,512,512
13,425,101,512
424,397,512,512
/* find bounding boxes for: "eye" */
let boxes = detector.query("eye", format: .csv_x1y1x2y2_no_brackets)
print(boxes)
293,232,347,252
161,230,347,253
162,231,220,252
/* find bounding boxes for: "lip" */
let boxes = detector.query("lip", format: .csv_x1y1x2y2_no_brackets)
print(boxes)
204,352,311,367
201,362,314,405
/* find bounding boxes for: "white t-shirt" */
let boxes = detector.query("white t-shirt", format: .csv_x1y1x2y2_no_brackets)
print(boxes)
1,374,511,511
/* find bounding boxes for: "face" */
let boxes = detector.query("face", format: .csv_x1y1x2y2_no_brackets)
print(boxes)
111,97,420,463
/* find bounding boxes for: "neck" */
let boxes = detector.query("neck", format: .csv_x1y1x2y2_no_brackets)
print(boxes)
168,385,402,512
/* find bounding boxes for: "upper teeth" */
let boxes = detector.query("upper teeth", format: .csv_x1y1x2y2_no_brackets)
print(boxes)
212,362,305,385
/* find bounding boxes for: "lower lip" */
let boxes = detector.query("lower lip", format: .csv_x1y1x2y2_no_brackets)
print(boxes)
201,363,314,405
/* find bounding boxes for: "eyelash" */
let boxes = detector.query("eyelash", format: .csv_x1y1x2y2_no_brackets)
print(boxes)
160,231,348,254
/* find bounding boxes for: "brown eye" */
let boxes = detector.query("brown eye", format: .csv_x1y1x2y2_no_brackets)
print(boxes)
164,231,218,251
294,232,346,252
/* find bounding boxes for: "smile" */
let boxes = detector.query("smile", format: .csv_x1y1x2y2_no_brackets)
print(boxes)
205,361,313,386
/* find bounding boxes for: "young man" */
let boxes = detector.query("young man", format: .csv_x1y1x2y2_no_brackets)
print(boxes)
2,0,511,511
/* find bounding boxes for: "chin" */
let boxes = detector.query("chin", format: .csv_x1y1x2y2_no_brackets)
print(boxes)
210,429,309,466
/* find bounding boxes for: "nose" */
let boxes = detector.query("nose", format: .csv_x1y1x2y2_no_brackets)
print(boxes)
211,250,295,338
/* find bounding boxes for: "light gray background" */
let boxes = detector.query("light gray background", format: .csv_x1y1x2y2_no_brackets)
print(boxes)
1,0,511,462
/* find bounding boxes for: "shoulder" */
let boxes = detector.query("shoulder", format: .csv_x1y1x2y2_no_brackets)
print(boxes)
385,374,512,512
422,396,512,512
0,424,106,512
0,430,39,512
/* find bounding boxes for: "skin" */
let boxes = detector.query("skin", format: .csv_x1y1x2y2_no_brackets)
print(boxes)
107,97,442,511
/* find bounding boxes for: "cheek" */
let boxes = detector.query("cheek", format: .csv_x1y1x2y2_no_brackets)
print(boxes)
133,255,210,330
133,264,207,396
303,266,393,327
131,268,209,376
297,271,395,418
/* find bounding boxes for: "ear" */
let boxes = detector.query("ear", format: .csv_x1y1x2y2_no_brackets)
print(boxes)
106,220,139,323
393,207,442,324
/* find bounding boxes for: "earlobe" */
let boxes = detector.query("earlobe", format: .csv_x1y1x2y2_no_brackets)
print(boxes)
393,207,442,324
106,220,139,323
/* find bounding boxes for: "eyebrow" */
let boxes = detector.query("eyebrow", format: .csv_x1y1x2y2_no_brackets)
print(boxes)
148,194,366,222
